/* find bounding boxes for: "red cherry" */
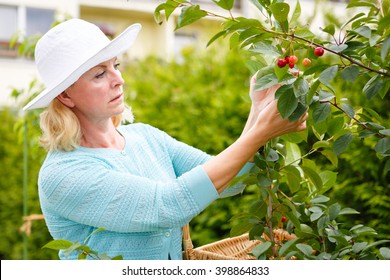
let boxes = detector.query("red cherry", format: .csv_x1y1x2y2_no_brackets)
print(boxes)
289,55,298,64
281,216,287,223
277,59,287,68
288,62,295,69
314,47,325,57
302,57,311,67
284,55,290,64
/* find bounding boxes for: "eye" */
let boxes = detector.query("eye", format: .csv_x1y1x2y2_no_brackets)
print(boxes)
95,71,105,79
114,62,121,70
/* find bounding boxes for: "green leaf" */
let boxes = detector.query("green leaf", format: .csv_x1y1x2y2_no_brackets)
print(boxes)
354,26,371,39
248,0,266,12
301,166,323,189
257,174,272,187
378,13,390,32
329,43,348,53
309,206,323,213
375,138,390,154
293,77,310,98
212,0,234,10
274,62,290,80
328,203,341,220
279,239,299,257
207,30,228,47
321,150,338,167
269,3,290,23
380,247,390,259
276,87,298,119
363,75,383,100
341,103,355,119
352,242,368,253
310,211,323,222
319,90,335,102
321,24,335,36
266,148,279,162
313,140,330,150
339,207,360,215
285,142,302,165
251,41,281,57
286,211,301,230
333,133,353,155
296,243,313,257
290,0,301,25
288,102,308,122
230,220,253,237
327,116,345,136
154,0,185,24
311,195,330,204
249,224,265,239
319,65,338,92
251,241,272,258
312,102,330,124
294,27,316,39
340,65,360,82
249,199,267,218
78,253,87,260
352,225,377,236
42,240,73,250
63,242,82,257
340,12,365,30
99,253,113,260
307,79,320,103
84,227,105,244
380,129,390,136
283,165,301,193
176,5,207,30
317,216,329,233
379,79,390,99
254,73,279,91
381,36,390,62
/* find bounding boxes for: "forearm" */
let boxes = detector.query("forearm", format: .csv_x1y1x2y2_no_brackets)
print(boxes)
241,105,260,162
203,127,266,194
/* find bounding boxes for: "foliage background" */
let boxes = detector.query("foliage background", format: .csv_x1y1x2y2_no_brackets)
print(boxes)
0,2,389,258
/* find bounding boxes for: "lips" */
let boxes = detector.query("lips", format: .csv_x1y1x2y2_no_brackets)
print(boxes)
110,93,123,102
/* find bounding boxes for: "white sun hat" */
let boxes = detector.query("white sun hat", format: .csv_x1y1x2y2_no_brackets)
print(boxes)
23,18,142,111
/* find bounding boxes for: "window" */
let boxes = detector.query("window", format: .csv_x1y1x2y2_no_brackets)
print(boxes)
0,5,17,41
174,32,198,62
0,5,54,58
26,7,54,37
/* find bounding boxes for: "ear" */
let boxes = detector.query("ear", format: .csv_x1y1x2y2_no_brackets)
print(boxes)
57,91,75,108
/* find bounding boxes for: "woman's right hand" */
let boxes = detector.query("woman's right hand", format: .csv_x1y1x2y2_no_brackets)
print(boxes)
249,72,279,113
253,98,308,143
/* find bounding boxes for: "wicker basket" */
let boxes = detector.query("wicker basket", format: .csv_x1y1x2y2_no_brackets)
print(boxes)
182,224,296,260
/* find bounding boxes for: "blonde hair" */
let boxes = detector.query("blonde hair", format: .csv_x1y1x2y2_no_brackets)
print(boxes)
39,98,122,151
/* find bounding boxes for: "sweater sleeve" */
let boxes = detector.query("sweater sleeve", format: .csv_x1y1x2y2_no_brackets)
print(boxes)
38,154,219,233
148,125,255,198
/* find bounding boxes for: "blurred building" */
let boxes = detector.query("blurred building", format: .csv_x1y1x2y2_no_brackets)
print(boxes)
0,0,346,107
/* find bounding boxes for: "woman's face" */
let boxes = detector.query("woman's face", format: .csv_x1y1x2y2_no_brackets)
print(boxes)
65,57,125,123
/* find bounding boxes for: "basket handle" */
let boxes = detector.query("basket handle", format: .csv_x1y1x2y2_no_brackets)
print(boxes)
182,224,193,259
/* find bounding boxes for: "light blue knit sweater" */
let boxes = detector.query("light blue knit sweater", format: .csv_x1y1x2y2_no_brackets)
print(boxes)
38,123,253,260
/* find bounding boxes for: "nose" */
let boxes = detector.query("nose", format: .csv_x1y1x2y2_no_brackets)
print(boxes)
110,68,124,88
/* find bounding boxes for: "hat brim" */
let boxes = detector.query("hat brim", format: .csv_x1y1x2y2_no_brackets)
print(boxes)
23,23,142,111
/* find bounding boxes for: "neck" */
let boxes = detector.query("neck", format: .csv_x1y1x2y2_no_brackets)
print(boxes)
79,120,124,150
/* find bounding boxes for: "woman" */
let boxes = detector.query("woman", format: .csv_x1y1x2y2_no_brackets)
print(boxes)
24,18,307,260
